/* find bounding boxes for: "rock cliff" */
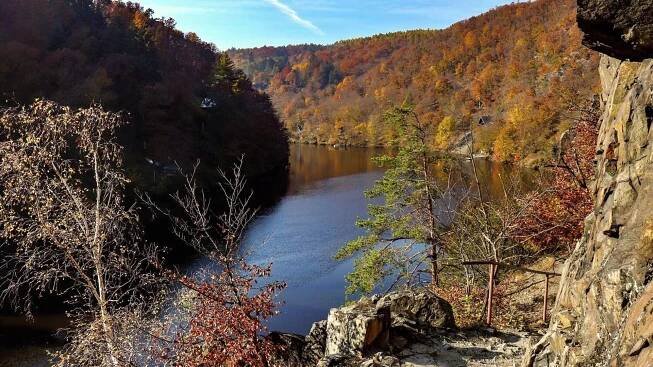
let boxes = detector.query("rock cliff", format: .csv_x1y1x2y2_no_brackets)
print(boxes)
524,1,653,366
577,0,653,61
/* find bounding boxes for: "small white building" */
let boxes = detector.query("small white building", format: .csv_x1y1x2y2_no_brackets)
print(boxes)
200,97,217,109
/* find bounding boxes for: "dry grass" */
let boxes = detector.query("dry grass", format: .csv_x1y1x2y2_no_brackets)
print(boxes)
439,256,564,330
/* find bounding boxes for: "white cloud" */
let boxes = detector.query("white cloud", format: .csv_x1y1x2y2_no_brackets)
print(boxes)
263,0,325,35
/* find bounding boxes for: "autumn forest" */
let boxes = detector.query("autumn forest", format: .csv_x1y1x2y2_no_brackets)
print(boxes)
0,0,289,187
230,0,600,164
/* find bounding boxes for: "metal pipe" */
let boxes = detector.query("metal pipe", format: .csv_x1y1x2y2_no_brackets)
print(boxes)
543,275,550,323
486,264,495,326
462,260,561,277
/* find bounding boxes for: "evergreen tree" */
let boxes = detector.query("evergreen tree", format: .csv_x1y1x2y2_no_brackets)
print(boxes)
211,53,249,95
336,103,451,295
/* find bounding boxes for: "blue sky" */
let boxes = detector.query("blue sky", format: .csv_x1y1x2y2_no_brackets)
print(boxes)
135,0,518,50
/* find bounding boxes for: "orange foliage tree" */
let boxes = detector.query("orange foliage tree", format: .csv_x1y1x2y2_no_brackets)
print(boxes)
514,101,599,251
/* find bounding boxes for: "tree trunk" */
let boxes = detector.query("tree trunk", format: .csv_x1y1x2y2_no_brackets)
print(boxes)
430,241,438,287
93,150,119,367
422,152,439,288
96,262,119,366
486,264,495,326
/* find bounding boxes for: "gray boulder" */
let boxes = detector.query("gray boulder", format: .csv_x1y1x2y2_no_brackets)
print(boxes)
376,288,456,330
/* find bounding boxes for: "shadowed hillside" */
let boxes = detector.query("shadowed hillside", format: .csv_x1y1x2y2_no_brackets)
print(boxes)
0,0,289,187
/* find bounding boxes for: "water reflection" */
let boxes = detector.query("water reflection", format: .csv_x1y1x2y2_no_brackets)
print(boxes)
286,145,386,194
0,315,66,367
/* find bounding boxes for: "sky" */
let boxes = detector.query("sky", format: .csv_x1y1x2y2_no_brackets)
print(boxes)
135,0,518,50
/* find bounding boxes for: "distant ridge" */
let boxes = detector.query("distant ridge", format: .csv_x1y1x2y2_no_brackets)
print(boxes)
230,0,600,164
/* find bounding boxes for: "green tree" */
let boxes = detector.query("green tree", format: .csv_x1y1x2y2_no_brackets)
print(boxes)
335,103,450,295
211,53,249,94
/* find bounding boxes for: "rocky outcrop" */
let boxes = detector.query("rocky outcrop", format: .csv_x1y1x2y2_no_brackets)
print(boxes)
577,0,653,61
324,298,391,357
524,2,653,365
271,288,459,366
525,58,653,367
268,332,307,366
303,320,328,365
272,288,538,366
318,288,457,362
375,289,455,330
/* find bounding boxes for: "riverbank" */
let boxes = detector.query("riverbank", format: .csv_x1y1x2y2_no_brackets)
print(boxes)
0,315,66,367
288,140,547,169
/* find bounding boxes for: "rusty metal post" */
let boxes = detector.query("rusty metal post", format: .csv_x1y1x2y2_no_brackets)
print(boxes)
486,264,495,326
542,275,550,324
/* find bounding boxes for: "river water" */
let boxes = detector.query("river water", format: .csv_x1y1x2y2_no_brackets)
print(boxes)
188,144,388,335
0,144,520,364
189,144,520,335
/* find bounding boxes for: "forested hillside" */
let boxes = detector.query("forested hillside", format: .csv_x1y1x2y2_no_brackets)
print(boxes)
229,0,599,163
0,0,288,187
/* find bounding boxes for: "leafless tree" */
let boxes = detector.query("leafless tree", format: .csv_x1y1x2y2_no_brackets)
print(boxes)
445,184,542,272
140,158,285,367
440,117,543,295
0,100,161,367
143,159,255,261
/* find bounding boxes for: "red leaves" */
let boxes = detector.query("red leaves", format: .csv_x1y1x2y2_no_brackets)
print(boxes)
144,159,287,367
159,263,285,367
515,117,598,252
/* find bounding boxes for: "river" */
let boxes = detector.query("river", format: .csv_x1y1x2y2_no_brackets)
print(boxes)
0,144,520,364
190,144,520,334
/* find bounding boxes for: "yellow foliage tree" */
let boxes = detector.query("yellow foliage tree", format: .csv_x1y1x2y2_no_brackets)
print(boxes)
434,115,456,149
464,31,477,49
292,61,310,73
493,104,534,161
493,123,519,161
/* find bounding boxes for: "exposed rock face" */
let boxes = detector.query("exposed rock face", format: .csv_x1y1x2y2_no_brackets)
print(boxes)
526,57,653,367
324,297,391,357
577,0,653,61
303,320,328,365
616,282,653,366
272,288,461,366
267,332,306,366
524,2,653,365
376,289,456,330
